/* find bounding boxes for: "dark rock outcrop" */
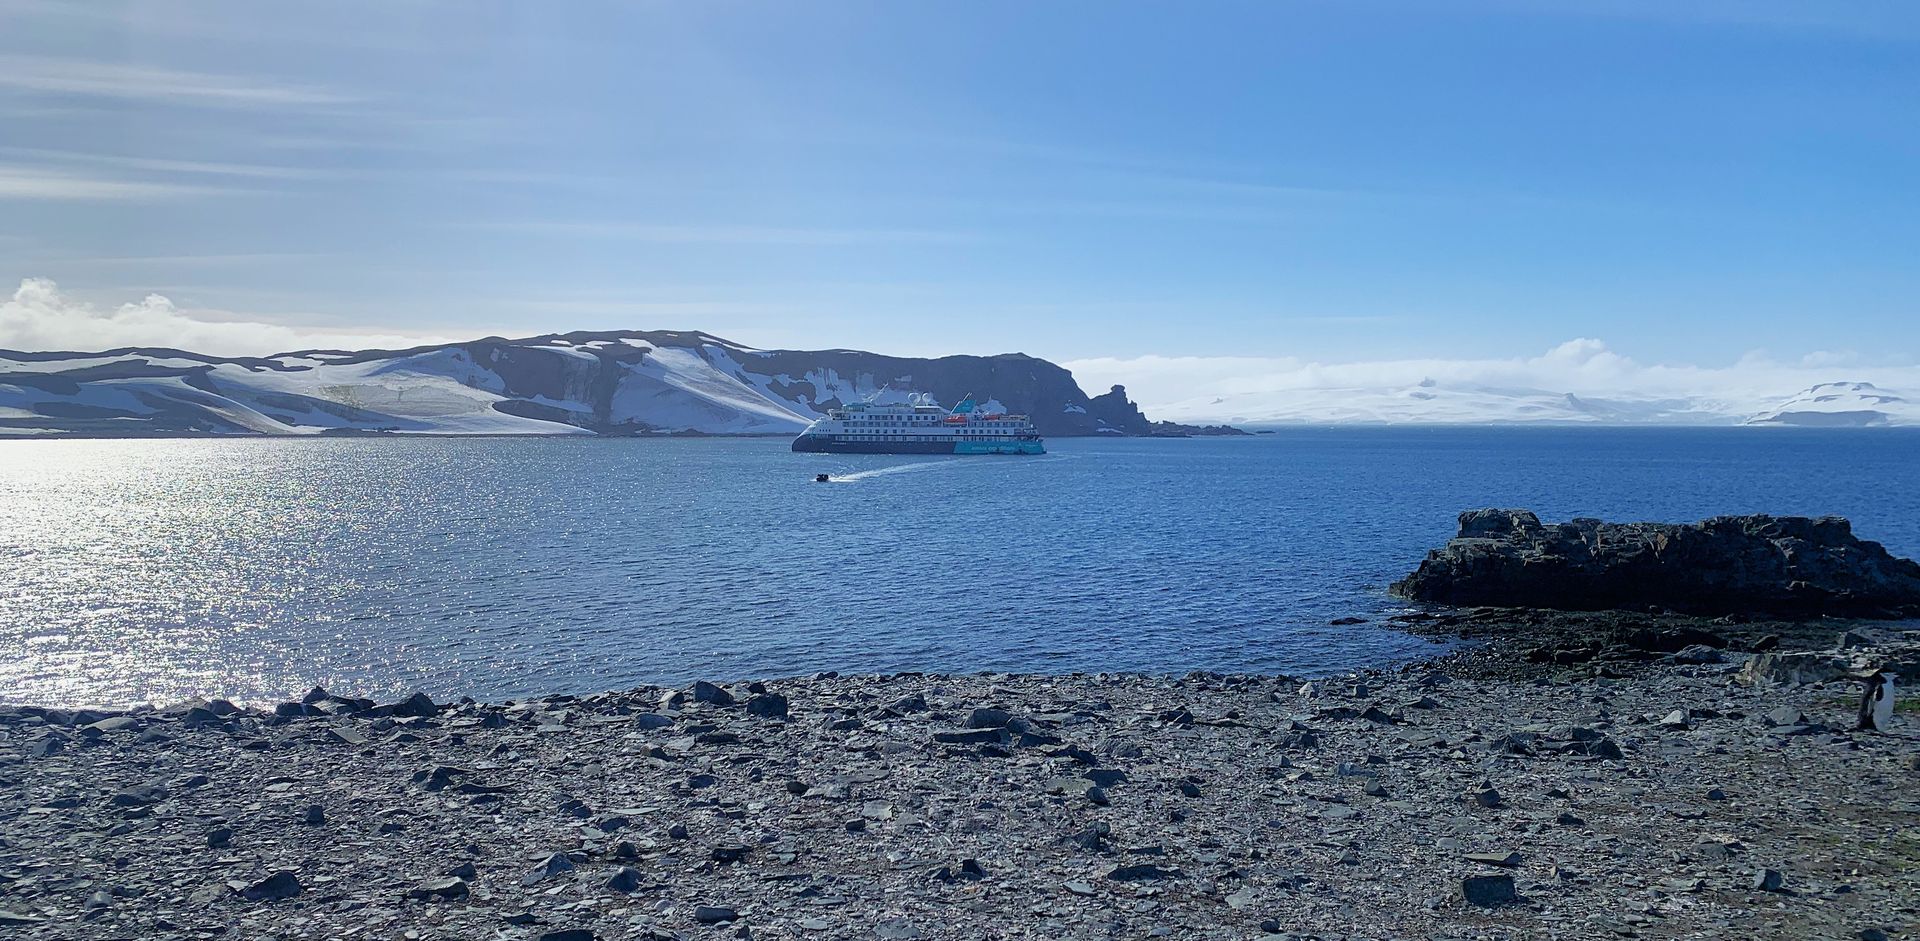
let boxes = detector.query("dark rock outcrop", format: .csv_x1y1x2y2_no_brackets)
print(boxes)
1392,510,1920,618
1085,384,1151,435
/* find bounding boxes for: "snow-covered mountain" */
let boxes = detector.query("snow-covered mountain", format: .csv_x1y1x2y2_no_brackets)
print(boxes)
0,331,1165,437
1744,382,1920,427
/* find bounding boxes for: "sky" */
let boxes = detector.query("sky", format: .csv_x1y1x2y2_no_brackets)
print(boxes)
2,0,1918,407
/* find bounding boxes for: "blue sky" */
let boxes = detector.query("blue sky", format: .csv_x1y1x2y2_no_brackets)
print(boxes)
2,0,1917,377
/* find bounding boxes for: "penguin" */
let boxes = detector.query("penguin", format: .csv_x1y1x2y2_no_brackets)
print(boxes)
1856,670,1898,732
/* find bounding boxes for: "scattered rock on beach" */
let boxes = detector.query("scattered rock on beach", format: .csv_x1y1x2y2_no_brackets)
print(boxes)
5,634,1911,939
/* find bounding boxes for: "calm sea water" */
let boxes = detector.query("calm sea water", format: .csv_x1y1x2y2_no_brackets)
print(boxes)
4,429,1918,708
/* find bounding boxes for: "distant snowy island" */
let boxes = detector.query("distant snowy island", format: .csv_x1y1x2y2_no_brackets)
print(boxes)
0,331,1235,438
1,331,1914,437
1130,378,1919,428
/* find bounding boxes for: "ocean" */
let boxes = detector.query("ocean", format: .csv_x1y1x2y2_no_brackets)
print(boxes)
4,428,1918,708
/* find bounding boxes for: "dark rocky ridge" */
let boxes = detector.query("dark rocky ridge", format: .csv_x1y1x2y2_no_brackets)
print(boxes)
1392,510,1920,619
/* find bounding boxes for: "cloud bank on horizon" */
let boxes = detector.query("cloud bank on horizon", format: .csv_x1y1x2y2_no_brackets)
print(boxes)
1063,342,1920,425
1,278,451,356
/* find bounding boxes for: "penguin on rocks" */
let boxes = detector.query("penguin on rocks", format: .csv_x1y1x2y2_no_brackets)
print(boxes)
1856,669,1898,732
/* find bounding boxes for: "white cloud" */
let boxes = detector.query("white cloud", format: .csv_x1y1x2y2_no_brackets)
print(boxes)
0,165,227,201
0,54,352,108
0,278,449,357
1064,339,1920,425
471,222,969,245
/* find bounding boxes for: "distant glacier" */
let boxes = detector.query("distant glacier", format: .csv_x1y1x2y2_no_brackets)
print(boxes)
1135,378,1919,427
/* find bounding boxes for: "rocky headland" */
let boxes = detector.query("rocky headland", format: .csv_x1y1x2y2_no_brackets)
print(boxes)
1393,510,1920,619
2,513,1917,941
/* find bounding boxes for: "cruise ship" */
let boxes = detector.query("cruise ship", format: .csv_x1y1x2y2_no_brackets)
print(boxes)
791,394,1044,454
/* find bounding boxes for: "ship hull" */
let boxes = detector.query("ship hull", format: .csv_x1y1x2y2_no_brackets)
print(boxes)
791,437,1044,455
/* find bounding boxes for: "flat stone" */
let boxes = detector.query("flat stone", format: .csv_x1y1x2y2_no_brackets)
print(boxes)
933,728,1004,745
405,877,469,901
110,783,167,807
1105,864,1181,881
694,905,739,924
1465,851,1521,868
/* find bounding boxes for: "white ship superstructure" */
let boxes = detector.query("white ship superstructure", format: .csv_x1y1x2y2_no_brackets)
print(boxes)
791,394,1044,455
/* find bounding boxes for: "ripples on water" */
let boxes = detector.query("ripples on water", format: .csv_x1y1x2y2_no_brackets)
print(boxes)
3,429,1917,707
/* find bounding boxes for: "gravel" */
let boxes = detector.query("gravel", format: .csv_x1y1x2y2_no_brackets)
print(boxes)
1,639,1916,939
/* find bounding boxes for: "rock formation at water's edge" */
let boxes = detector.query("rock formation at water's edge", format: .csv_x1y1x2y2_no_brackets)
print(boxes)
1392,509,1920,618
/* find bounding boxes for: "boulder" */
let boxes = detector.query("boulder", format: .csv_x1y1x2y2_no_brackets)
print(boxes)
745,693,788,718
1461,873,1517,906
233,871,303,902
389,692,440,718
691,681,735,706
1392,510,1920,618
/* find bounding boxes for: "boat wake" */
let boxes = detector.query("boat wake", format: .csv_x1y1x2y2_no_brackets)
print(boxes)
823,454,1068,483
826,459,967,483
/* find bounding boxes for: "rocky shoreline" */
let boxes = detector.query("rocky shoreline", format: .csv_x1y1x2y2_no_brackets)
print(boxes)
4,616,1918,941
7,511,1919,940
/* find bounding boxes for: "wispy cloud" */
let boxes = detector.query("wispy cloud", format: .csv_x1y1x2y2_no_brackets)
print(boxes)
0,54,353,108
32,253,334,268
495,298,798,318
0,165,230,201
0,147,330,180
471,222,970,246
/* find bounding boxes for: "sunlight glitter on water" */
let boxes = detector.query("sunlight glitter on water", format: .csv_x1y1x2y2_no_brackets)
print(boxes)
4,431,1918,707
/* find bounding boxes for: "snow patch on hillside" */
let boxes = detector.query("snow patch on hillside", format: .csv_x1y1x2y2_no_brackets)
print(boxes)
613,346,811,433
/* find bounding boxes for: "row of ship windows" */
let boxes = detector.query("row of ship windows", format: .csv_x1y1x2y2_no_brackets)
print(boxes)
846,421,1020,428
838,428,1016,433
835,434,1021,441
